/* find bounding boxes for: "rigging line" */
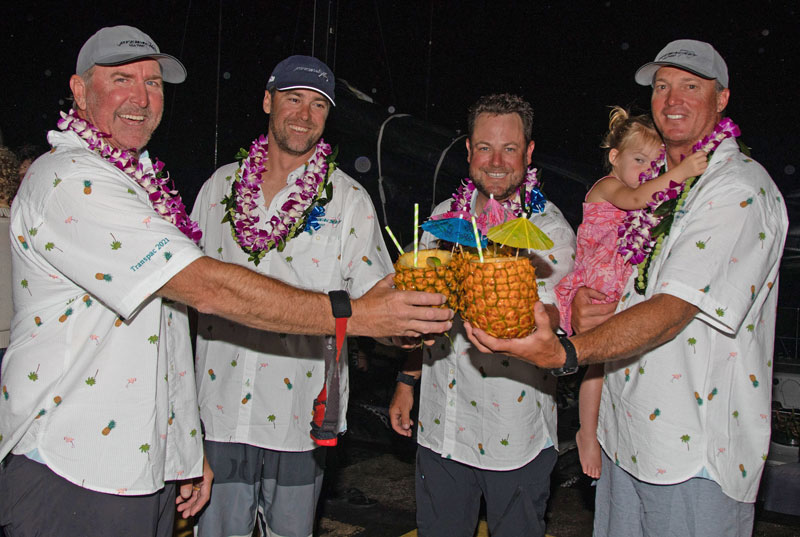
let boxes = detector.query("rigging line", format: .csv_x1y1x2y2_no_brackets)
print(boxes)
424,0,434,121
376,113,410,229
311,0,317,57
330,0,340,72
431,134,466,214
213,0,223,170
165,0,193,146
372,0,397,106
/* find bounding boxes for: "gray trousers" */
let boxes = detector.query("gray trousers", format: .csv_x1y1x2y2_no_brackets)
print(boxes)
415,445,557,537
0,454,176,537
594,452,755,537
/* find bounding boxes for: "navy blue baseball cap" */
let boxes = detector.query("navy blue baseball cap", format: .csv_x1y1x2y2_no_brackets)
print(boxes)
266,55,335,106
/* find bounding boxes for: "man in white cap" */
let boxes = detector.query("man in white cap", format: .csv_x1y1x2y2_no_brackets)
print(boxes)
190,55,392,537
0,26,451,536
466,40,788,536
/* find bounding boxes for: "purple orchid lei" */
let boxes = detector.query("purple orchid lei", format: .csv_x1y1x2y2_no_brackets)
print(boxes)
449,166,546,220
57,109,201,243
221,134,335,266
617,117,741,293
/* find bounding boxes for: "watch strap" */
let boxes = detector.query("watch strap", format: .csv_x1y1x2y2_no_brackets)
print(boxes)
396,372,418,387
551,336,579,376
328,290,352,318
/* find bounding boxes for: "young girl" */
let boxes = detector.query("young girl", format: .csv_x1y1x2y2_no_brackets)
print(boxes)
555,106,708,478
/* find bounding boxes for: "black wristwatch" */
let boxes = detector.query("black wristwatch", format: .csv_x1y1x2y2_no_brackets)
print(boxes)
550,336,579,376
396,372,418,387
328,290,352,318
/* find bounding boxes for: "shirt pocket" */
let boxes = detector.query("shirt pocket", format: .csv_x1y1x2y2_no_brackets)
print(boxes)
273,231,342,292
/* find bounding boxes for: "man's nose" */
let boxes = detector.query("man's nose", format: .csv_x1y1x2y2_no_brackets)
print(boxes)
130,82,149,107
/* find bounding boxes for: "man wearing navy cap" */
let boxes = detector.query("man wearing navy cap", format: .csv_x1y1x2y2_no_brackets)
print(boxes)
190,55,393,537
0,27,451,536
466,39,788,537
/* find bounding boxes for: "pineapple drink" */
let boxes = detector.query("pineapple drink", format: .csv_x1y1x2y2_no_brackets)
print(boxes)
393,249,457,309
460,255,538,338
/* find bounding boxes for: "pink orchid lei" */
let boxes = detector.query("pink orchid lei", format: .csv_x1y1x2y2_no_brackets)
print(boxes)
449,166,546,222
617,117,741,294
221,134,335,266
57,109,202,243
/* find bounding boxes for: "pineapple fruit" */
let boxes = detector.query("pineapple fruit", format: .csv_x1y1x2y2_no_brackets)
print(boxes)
460,255,538,338
393,250,457,309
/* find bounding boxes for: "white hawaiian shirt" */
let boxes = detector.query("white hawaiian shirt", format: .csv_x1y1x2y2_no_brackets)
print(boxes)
0,129,205,495
417,192,576,470
598,137,789,502
191,159,391,452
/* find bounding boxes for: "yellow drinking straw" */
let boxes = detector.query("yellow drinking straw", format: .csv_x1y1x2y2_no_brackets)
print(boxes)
413,203,419,267
470,215,484,263
384,225,404,256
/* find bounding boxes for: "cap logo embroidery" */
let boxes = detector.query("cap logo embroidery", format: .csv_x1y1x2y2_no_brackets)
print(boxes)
659,49,698,61
293,66,329,82
117,40,157,53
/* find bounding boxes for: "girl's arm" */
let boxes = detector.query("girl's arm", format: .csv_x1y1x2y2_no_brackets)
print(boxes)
593,151,708,210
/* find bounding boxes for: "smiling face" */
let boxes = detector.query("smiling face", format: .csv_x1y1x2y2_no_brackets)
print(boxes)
609,140,663,188
466,112,534,208
69,60,164,153
651,66,729,161
263,88,330,159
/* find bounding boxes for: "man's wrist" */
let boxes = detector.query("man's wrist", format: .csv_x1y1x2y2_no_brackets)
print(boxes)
551,336,579,376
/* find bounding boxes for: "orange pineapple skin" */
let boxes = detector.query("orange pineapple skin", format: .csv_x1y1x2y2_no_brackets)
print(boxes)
393,250,457,309
461,257,538,338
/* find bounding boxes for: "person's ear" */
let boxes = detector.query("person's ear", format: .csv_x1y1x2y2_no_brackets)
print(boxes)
70,75,87,111
263,90,273,114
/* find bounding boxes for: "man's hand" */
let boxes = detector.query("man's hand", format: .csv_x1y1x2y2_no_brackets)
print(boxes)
464,301,565,369
571,287,617,334
389,382,416,437
175,455,214,519
350,275,453,338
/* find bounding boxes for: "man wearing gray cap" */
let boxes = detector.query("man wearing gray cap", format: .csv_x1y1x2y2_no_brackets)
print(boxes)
466,39,788,536
189,55,392,537
0,26,451,536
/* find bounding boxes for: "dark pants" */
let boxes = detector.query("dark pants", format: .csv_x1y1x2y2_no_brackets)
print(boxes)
0,454,176,537
416,445,557,537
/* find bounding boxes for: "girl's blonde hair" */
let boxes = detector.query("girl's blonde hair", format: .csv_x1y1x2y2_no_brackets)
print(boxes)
600,106,661,172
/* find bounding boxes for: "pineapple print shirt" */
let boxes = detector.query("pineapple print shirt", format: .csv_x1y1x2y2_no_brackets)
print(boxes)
0,130,205,495
417,196,576,470
191,160,391,452
597,137,789,502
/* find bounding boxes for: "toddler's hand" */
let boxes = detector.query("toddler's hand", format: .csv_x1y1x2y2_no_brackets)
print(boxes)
677,151,709,179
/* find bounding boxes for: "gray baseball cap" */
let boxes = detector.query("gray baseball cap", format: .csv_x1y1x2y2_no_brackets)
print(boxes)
635,39,728,88
267,55,335,106
76,25,187,84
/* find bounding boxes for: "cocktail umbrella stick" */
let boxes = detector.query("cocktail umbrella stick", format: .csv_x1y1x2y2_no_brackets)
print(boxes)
414,203,419,267
384,225,404,256
471,216,484,263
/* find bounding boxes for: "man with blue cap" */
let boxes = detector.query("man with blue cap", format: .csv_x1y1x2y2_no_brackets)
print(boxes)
190,55,393,537
0,27,452,536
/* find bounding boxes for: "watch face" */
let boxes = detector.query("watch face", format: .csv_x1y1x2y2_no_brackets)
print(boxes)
550,365,579,377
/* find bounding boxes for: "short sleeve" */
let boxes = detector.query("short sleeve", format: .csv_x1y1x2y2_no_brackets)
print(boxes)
37,161,203,319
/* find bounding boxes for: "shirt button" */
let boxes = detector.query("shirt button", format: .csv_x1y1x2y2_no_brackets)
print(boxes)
449,369,454,374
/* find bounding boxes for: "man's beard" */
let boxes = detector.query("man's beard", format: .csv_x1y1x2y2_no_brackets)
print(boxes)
471,168,524,202
269,118,319,157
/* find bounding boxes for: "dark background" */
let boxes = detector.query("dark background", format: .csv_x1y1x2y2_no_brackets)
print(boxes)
2,1,798,269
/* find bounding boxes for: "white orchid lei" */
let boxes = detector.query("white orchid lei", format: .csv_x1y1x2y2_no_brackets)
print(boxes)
449,166,546,220
617,117,741,294
57,109,201,243
221,134,336,266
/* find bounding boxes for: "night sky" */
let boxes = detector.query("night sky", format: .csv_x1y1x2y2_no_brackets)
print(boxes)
3,1,798,217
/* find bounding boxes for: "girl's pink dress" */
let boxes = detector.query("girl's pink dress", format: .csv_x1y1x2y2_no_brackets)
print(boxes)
555,180,633,335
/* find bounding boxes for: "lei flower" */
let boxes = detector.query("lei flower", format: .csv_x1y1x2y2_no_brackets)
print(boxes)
57,109,202,243
448,166,546,224
221,134,336,266
617,117,741,294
